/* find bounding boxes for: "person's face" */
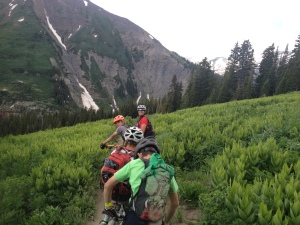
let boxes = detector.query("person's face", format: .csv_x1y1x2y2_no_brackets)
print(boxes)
138,110,145,115
114,120,123,127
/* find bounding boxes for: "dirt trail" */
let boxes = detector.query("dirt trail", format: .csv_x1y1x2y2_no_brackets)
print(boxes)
87,190,105,225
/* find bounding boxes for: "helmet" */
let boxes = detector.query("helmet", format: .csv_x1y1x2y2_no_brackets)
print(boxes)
113,115,125,124
124,127,144,143
134,136,160,159
137,105,146,111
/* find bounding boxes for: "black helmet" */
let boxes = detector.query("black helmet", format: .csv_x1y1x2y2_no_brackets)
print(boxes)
134,136,160,159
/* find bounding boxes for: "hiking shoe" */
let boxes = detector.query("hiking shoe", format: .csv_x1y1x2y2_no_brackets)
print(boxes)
99,220,108,225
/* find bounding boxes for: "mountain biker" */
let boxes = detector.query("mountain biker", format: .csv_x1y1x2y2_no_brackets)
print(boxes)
100,126,144,225
102,137,179,225
101,115,128,148
111,126,144,158
136,105,155,137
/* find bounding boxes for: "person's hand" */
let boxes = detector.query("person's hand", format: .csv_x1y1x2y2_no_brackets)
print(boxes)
102,207,117,218
100,143,106,149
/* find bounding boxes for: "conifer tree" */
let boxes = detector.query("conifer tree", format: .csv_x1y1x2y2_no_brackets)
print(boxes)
280,35,300,92
218,43,240,102
162,75,183,113
182,58,216,107
256,43,278,97
276,44,290,94
235,40,256,99
218,40,256,102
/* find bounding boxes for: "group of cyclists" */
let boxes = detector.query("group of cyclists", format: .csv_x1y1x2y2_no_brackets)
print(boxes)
100,105,152,150
99,105,179,225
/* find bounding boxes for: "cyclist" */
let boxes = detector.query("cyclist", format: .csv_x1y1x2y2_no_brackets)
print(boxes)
100,126,144,225
101,115,128,149
136,105,155,137
110,126,144,158
102,137,179,225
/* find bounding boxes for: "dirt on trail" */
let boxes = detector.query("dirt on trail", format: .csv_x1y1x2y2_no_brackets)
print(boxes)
87,189,200,225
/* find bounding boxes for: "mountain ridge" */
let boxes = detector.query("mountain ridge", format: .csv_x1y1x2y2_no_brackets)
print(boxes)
0,0,193,113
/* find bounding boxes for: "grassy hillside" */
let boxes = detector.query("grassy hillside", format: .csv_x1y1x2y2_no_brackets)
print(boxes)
0,92,300,224
0,1,61,107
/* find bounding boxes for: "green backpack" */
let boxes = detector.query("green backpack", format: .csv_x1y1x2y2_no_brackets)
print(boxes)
130,153,174,222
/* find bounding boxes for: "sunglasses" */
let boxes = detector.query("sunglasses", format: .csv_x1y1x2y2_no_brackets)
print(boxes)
139,147,157,153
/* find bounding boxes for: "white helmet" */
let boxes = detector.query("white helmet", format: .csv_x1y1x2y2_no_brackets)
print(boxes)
137,105,146,111
124,127,144,143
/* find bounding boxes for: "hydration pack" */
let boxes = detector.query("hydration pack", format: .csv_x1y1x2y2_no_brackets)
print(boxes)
137,116,155,137
100,147,133,202
130,153,174,222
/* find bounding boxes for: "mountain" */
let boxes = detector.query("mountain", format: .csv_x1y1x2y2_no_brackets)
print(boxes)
0,0,193,114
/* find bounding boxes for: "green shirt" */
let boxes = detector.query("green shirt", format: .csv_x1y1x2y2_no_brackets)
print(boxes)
114,158,179,196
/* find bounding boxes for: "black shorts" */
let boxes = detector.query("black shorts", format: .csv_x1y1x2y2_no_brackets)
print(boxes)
123,210,148,225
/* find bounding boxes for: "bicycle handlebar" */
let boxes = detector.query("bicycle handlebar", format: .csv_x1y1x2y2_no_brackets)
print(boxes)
100,143,123,149
106,144,115,148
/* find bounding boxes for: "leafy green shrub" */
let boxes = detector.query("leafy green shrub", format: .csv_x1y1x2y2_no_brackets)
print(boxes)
1,92,300,224
0,176,31,225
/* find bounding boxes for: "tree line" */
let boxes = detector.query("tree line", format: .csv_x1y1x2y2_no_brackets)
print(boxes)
160,34,300,112
1,35,299,137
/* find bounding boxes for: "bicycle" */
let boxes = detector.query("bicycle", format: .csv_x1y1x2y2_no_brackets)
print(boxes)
101,201,126,225
99,143,129,225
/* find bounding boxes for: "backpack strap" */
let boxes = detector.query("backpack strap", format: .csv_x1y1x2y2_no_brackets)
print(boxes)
138,115,151,127
130,159,149,211
137,116,155,137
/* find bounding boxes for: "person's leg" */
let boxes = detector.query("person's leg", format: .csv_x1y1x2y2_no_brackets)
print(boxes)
148,220,162,225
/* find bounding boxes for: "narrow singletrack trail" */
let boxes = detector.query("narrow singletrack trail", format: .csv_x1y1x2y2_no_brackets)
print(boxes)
87,189,105,225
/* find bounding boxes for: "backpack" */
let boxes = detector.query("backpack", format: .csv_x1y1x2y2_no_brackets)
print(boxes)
130,153,174,222
137,116,155,137
100,147,133,202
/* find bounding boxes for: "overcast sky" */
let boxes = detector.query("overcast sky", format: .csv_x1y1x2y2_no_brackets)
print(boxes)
90,0,299,63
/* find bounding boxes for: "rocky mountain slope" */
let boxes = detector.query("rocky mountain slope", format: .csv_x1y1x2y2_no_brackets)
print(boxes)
0,0,193,113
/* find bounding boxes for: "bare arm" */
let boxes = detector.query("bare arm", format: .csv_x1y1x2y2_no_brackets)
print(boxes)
140,123,147,134
103,176,119,204
102,131,118,145
164,192,179,223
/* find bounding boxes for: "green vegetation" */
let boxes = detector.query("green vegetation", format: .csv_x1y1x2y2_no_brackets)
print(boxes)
180,36,300,111
69,10,133,70
170,51,195,69
0,1,60,106
1,92,299,224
